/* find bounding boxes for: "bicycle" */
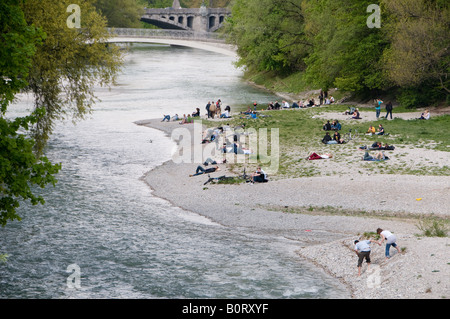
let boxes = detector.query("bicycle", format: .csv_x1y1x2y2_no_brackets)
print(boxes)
343,128,360,143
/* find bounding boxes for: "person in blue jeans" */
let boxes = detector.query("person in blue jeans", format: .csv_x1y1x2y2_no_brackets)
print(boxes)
385,101,393,119
377,228,402,260
190,165,220,177
375,99,383,119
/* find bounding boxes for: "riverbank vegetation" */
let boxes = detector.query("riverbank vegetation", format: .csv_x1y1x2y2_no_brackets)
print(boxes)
223,0,449,108
1,0,123,226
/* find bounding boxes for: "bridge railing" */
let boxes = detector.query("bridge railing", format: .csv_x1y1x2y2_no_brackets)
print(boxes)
108,28,226,43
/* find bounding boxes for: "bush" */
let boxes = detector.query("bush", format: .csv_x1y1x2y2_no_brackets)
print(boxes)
416,218,448,237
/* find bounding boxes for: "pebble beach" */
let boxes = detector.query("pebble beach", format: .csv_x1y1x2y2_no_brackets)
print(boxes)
136,109,449,299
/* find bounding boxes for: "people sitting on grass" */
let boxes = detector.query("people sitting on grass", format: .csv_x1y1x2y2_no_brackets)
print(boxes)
192,108,200,117
331,120,341,131
220,109,231,118
366,125,376,135
251,167,269,183
419,109,430,120
344,107,356,115
375,124,385,135
333,131,345,144
352,108,362,119
180,114,193,124
322,132,333,144
190,165,220,177
323,120,332,131
241,107,253,115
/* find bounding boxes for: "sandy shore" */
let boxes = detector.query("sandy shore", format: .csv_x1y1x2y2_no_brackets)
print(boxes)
136,113,449,299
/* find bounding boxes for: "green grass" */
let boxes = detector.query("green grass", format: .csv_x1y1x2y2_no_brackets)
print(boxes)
201,105,450,178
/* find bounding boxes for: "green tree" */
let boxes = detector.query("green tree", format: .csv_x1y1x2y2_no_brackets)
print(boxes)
380,0,449,106
94,0,145,28
303,0,388,93
224,0,310,74
21,0,124,153
1,0,61,226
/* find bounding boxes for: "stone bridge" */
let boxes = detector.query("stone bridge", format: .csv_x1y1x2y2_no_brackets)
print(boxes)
141,0,231,33
107,28,237,57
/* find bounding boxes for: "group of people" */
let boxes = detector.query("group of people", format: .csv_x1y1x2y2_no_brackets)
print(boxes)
205,100,232,119
366,124,385,136
322,120,342,131
354,228,402,276
161,112,196,124
322,119,344,144
342,106,362,119
322,131,345,144
375,99,393,119
266,96,335,110
161,100,232,124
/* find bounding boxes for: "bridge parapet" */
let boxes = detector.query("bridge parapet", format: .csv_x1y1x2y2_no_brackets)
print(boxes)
144,7,230,15
109,28,226,43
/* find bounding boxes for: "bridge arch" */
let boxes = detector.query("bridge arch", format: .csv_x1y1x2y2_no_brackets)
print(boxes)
141,6,231,32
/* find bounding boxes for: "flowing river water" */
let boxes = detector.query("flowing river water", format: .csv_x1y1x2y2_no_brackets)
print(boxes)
0,44,350,299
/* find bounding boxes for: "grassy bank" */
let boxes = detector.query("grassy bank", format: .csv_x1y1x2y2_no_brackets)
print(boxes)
202,104,450,179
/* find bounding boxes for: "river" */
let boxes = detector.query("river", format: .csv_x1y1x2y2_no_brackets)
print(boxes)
0,44,349,299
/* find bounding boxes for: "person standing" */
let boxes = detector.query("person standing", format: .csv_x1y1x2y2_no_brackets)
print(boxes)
385,101,393,119
375,98,383,119
354,239,377,276
209,101,216,119
376,228,401,260
205,101,211,118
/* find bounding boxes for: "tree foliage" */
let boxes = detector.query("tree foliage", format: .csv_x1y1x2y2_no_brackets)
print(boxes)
224,0,310,74
1,0,61,226
94,0,145,28
381,0,449,96
303,0,388,93
21,0,124,153
225,0,449,106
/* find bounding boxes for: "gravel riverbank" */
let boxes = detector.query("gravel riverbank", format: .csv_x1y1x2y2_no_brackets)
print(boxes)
136,115,449,299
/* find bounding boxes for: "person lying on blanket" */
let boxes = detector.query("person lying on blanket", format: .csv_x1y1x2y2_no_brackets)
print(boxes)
308,152,333,160
363,151,389,161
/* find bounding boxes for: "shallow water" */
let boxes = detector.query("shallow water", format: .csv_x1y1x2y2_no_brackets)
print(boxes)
0,44,349,299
